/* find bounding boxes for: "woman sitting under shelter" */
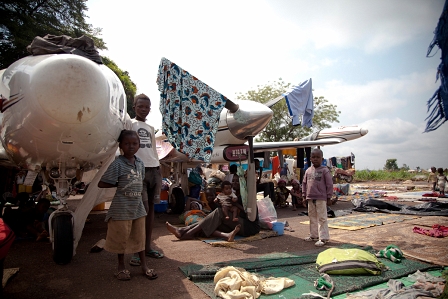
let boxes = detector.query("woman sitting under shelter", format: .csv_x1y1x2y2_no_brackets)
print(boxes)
166,173,260,242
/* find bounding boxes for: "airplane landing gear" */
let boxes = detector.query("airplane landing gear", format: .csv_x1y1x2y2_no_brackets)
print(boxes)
47,163,77,264
49,211,74,264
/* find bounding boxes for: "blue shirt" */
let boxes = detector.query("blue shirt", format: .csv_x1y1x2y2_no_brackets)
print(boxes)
101,155,146,221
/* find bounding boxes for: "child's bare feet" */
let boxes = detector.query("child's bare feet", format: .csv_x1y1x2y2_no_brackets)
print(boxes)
225,216,230,220
232,218,239,222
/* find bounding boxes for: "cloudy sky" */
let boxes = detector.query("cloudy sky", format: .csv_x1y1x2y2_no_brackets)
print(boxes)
87,0,446,170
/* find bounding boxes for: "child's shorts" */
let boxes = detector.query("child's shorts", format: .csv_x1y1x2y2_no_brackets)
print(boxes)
104,216,145,254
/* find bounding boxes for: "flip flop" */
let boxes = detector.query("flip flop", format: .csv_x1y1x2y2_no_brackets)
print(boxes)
129,256,141,266
146,250,164,259
143,269,158,280
114,269,131,281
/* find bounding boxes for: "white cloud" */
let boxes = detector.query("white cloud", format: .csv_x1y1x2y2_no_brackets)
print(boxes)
265,0,442,53
323,118,448,170
85,0,447,170
318,69,441,125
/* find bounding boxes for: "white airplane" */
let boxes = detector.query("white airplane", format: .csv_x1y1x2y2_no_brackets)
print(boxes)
0,53,367,264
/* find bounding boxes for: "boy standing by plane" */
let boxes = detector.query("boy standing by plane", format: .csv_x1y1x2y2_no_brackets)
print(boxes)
128,94,164,266
302,148,333,247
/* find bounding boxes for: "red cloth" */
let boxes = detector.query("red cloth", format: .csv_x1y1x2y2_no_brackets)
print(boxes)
413,224,448,238
271,156,279,176
422,192,440,197
0,219,15,260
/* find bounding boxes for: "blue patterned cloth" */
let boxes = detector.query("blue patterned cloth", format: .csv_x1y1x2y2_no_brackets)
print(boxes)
157,58,227,161
426,0,448,132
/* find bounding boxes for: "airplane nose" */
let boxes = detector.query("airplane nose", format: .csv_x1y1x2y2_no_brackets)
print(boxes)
360,128,368,136
32,55,108,124
226,100,273,139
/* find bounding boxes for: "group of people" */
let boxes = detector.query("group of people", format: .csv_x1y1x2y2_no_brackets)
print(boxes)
428,167,448,196
167,148,334,248
98,93,335,281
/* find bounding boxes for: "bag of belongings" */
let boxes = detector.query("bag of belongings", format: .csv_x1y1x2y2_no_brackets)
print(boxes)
316,248,386,275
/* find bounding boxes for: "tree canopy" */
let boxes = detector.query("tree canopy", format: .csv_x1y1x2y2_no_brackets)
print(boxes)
236,79,340,142
0,0,106,69
384,159,399,171
102,57,137,118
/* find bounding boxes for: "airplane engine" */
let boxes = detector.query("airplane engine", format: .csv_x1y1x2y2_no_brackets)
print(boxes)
215,100,273,146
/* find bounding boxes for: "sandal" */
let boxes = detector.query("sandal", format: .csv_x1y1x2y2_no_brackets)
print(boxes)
304,236,318,242
114,269,131,281
315,240,327,247
146,250,164,259
129,256,141,266
144,268,158,280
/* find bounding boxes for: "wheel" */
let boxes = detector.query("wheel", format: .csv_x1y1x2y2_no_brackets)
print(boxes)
345,175,353,183
51,213,73,265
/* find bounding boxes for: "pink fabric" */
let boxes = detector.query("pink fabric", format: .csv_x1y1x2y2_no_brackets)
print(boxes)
413,224,448,238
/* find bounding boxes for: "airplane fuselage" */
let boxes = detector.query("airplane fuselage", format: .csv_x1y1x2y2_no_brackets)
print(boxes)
0,54,127,173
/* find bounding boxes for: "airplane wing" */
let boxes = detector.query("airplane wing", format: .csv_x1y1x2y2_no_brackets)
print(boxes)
253,126,368,153
253,138,342,153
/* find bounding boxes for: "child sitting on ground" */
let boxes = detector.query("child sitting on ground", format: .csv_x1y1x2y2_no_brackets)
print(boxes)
289,179,306,210
214,181,240,221
275,179,290,208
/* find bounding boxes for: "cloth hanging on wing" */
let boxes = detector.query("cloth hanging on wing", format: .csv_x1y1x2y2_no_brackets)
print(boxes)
157,58,227,162
425,0,448,132
237,165,248,211
283,78,314,127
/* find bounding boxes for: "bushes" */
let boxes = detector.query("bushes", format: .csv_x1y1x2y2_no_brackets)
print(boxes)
354,170,416,182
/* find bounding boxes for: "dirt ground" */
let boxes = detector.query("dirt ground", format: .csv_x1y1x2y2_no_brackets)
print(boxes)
2,181,446,299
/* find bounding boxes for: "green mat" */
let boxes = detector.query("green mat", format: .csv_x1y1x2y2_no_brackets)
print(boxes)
179,244,440,299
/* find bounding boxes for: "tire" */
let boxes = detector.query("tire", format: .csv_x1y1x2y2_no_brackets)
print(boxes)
345,176,353,183
52,213,73,265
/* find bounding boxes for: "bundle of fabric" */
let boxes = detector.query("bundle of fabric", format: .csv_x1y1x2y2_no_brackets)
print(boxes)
213,266,294,299
180,210,207,226
413,224,448,238
375,245,404,263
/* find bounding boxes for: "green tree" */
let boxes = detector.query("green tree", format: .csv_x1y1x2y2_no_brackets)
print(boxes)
0,0,106,69
102,57,137,117
236,79,340,142
384,159,399,171
400,164,410,171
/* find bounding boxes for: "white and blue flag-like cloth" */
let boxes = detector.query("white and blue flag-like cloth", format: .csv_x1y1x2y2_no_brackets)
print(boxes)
283,78,314,128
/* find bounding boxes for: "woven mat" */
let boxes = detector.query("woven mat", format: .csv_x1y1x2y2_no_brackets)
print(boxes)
3,268,19,288
337,192,383,202
330,216,448,266
301,213,420,231
200,230,278,248
179,244,438,299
